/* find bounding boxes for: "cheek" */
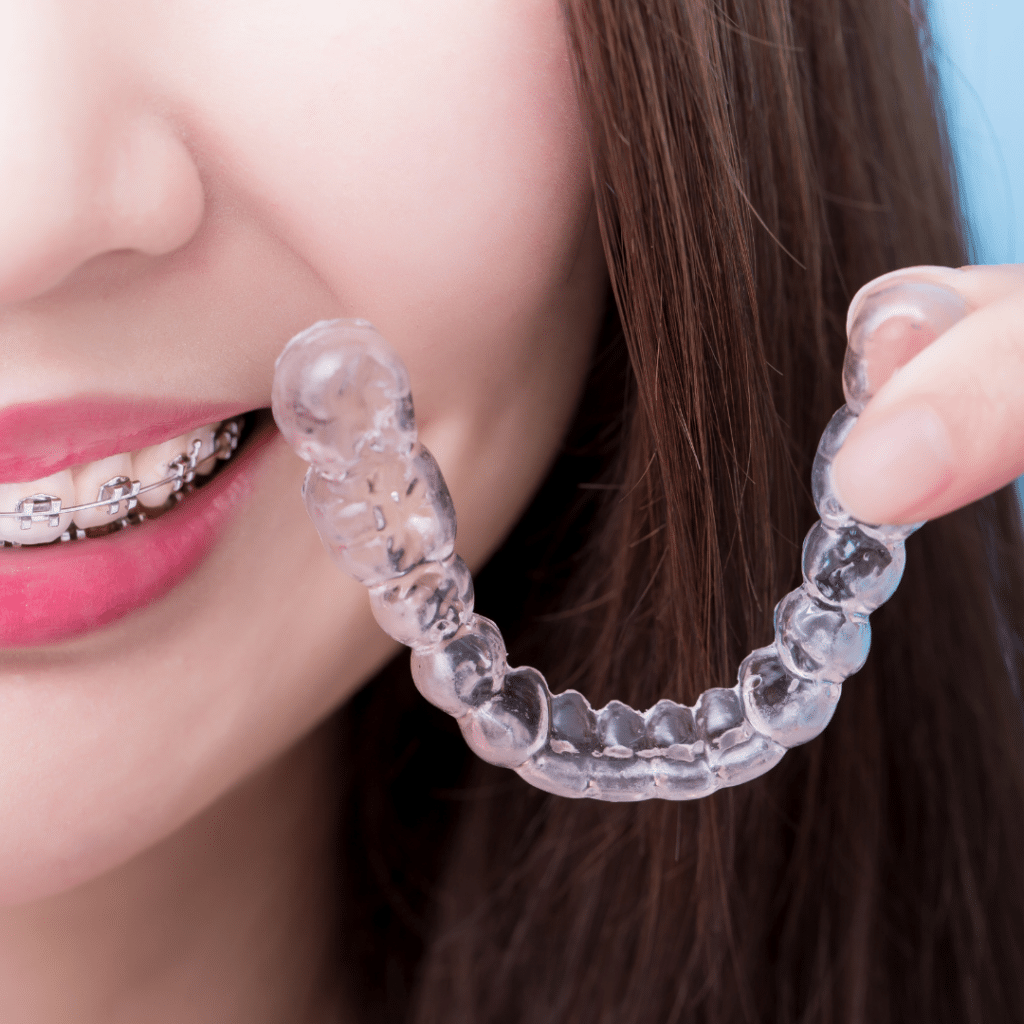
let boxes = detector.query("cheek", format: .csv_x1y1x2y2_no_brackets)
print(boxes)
170,0,595,386
0,442,395,907
166,0,605,561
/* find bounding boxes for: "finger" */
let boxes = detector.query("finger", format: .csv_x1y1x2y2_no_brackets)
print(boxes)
846,264,1024,339
832,270,1024,525
842,265,1024,409
843,272,971,414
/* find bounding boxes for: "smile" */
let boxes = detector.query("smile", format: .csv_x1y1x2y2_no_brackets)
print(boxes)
0,407,276,647
0,418,245,546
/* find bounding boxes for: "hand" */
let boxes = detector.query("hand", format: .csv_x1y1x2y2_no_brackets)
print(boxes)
831,264,1024,525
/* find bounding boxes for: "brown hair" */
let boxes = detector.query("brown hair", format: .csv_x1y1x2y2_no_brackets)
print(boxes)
337,1,1024,1020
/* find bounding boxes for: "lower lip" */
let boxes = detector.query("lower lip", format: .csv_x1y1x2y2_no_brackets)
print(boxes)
0,422,277,648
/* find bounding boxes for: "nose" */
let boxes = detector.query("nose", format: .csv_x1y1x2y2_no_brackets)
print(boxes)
0,5,204,305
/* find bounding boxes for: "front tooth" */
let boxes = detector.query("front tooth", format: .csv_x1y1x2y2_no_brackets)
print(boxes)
72,453,135,529
133,434,193,508
0,471,75,545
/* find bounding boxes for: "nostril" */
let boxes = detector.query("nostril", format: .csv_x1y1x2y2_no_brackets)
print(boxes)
0,114,205,307
105,120,205,258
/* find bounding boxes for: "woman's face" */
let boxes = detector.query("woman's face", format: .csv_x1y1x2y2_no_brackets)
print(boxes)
0,0,606,903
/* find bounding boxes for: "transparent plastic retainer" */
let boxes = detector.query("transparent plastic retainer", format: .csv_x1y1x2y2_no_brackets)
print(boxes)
271,279,968,801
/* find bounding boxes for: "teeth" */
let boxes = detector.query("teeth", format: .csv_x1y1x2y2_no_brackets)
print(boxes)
189,425,219,477
0,471,75,545
133,435,194,508
72,453,134,529
0,419,241,545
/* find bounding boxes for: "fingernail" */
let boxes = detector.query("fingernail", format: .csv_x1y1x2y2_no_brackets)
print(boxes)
831,403,954,524
846,266,965,339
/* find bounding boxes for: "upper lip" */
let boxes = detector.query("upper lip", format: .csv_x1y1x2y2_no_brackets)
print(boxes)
0,397,252,484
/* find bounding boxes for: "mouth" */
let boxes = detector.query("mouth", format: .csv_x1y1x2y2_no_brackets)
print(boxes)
0,414,255,546
0,408,276,648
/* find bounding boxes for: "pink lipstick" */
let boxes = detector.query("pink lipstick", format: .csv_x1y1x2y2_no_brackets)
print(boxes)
0,397,248,483
0,413,275,647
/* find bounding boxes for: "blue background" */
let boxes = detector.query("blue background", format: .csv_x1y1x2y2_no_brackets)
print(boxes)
929,0,1024,264
927,0,1022,503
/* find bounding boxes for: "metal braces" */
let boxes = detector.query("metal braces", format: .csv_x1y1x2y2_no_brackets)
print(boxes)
0,418,243,529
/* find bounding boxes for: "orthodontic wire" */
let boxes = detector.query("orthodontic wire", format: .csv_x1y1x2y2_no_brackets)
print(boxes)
0,420,242,531
272,286,968,802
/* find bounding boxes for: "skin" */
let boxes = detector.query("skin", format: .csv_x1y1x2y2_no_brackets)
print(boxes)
0,1,1020,1021
0,1,606,1020
832,264,1024,526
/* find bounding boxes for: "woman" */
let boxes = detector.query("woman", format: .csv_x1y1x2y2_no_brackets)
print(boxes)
1,0,1022,1021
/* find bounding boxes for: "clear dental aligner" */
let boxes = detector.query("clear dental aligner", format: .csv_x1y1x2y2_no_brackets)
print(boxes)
272,285,967,802
0,419,242,546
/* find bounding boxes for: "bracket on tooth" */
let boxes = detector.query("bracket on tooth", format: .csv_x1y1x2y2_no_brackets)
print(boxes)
166,439,203,491
14,493,63,530
98,476,141,516
0,418,243,525
214,421,241,460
